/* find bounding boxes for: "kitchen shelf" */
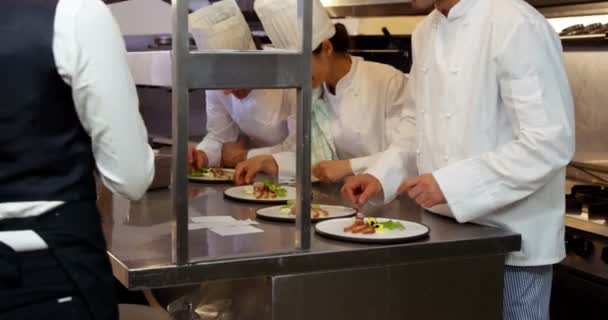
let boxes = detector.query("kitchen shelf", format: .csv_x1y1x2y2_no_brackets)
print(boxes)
187,51,304,89
168,0,315,266
561,33,608,47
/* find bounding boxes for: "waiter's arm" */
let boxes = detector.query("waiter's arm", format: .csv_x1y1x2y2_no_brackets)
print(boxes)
432,20,575,223
55,0,154,200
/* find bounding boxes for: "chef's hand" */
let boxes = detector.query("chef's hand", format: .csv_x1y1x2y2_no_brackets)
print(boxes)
221,141,248,168
341,174,383,206
312,160,354,183
234,155,278,185
398,174,447,208
188,144,208,173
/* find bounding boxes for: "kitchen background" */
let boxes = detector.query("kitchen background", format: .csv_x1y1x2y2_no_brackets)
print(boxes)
107,0,608,318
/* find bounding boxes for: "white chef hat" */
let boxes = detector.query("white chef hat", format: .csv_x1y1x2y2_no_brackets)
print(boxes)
254,0,336,51
189,0,256,51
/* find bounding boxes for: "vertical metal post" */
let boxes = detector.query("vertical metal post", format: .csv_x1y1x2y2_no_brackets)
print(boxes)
171,0,190,265
295,0,313,250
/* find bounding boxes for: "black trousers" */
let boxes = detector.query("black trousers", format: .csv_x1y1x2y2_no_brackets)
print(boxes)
0,201,118,320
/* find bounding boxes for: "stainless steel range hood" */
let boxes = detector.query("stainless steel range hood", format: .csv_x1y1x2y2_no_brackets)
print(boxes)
321,0,608,18
321,0,426,17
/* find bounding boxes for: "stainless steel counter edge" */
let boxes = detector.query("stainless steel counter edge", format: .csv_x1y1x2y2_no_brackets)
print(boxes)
565,216,608,238
112,232,520,290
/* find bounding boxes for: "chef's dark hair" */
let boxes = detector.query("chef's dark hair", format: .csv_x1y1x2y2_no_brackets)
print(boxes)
313,23,350,55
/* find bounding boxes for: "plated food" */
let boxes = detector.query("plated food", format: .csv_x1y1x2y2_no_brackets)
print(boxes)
189,168,234,182
315,215,430,244
281,201,329,218
256,202,356,222
343,213,405,235
250,180,287,199
224,181,296,204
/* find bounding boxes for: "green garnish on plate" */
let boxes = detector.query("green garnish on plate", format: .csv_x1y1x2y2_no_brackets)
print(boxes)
190,168,209,177
262,179,287,197
382,220,406,231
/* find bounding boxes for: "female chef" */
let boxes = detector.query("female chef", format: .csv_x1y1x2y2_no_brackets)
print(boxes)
233,0,409,184
187,0,294,170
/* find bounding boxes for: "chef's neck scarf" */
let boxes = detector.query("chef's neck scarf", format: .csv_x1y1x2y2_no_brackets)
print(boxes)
310,87,338,165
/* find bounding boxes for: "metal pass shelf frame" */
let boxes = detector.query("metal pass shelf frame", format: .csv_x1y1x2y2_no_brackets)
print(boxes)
170,0,314,265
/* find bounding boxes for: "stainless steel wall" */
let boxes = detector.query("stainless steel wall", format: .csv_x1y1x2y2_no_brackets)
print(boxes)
138,88,207,141
563,49,608,157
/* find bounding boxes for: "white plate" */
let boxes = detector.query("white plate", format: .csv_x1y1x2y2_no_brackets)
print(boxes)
189,169,235,183
256,205,356,222
223,185,296,204
315,218,430,244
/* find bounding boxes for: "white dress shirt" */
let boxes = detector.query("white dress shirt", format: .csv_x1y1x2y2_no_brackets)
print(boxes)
0,0,155,220
196,89,292,167
251,56,408,179
368,0,575,266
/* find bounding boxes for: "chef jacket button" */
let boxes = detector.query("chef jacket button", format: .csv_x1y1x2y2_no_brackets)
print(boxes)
445,113,452,119
416,149,422,155
422,66,429,74
443,155,449,162
450,68,460,75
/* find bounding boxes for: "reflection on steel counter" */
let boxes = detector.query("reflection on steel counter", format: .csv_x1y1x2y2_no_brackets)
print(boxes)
166,278,271,320
101,183,519,287
101,183,519,319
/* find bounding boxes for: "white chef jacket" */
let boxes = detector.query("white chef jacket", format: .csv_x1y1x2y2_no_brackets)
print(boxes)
251,56,408,179
0,0,155,220
367,0,575,266
196,89,293,167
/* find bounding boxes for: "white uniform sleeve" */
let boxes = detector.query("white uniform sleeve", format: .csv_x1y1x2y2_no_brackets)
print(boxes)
432,20,575,223
197,91,240,167
58,0,154,201
366,68,418,203
247,90,298,180
350,72,409,175
350,154,381,175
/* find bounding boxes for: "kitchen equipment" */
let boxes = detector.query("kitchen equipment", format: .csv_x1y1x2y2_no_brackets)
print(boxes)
557,181,608,319
256,204,356,222
589,23,608,34
584,22,605,34
567,185,608,218
560,23,585,36
348,26,412,72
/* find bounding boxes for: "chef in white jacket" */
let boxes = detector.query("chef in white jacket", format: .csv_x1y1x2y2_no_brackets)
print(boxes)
187,0,293,170
342,0,575,319
234,0,408,184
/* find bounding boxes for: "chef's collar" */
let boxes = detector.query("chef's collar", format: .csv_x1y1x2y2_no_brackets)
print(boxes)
324,55,360,97
313,86,324,100
439,0,476,21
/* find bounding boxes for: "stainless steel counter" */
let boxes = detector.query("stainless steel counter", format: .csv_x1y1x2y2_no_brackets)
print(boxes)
102,183,520,290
